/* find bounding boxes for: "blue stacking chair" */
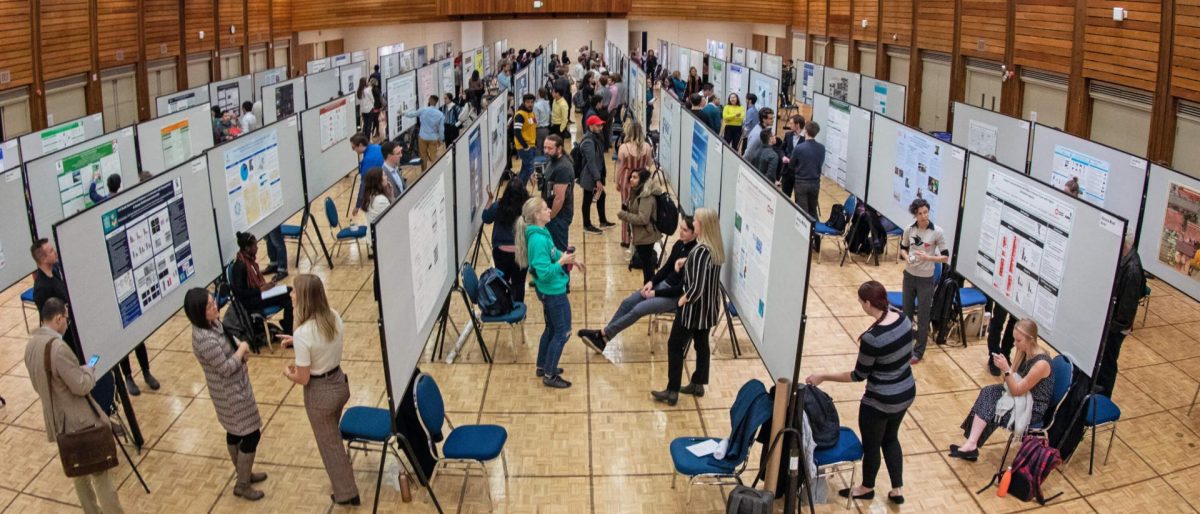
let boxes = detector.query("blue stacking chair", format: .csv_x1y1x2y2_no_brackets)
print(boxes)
986,355,1074,488
1064,395,1121,473
324,197,368,260
669,380,772,506
814,195,855,264
20,287,35,333
461,263,527,351
879,215,904,259
339,405,413,512
279,223,315,264
813,427,866,508
414,373,508,509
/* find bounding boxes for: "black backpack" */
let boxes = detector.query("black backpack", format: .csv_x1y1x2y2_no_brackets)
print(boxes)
726,485,773,514
570,139,587,180
802,384,840,449
824,203,848,232
653,191,680,237
845,205,885,256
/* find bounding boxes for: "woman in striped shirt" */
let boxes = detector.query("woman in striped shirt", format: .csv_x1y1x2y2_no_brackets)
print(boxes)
805,280,915,505
652,208,725,406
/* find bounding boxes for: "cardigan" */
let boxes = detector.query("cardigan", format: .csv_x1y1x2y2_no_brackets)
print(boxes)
679,244,722,330
192,322,262,436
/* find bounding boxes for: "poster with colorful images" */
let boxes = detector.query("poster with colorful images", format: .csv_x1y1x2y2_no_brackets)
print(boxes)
892,128,944,220
689,120,708,213
469,125,485,219
1158,182,1200,278
730,164,775,343
1051,144,1110,205
57,140,121,216
222,129,283,233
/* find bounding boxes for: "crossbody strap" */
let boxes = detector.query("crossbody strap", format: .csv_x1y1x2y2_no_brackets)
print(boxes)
42,342,56,420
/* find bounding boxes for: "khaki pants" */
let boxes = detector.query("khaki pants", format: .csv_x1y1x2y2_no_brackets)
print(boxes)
304,369,359,502
72,468,123,514
418,139,442,171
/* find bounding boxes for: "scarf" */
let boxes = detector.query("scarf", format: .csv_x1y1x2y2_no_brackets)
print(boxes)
237,250,266,289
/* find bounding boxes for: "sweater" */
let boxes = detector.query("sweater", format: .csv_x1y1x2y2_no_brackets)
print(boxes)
723,105,746,127
525,225,570,295
851,312,917,414
481,202,516,248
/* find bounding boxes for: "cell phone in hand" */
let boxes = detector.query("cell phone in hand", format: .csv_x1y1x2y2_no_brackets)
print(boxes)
86,355,99,368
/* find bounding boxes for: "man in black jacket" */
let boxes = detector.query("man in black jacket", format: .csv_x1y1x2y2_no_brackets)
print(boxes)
788,121,825,219
1095,232,1145,396
779,114,806,197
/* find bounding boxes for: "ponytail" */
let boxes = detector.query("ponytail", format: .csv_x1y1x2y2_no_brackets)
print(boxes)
857,280,891,336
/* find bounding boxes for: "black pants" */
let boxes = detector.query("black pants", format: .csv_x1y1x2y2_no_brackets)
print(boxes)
634,243,657,284
227,429,262,453
794,179,820,220
666,316,710,391
492,248,528,304
581,188,610,228
118,343,151,377
858,403,906,489
780,173,795,198
361,111,376,140
1096,329,1127,396
253,293,294,335
987,305,1016,361
723,126,743,148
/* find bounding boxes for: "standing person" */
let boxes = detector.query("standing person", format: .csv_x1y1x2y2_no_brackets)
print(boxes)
534,88,552,155
722,93,745,148
183,289,267,502
542,135,575,251
616,120,653,248
404,95,446,171
781,61,795,107
361,168,393,257
741,93,760,152
1095,231,1145,396
701,95,722,134
685,67,702,97
645,50,658,78
379,141,407,199
26,298,125,513
579,115,613,234
468,70,485,111
550,88,570,139
743,107,775,158
515,197,583,388
481,181,531,303
618,169,662,284
747,130,780,182
31,239,80,353
805,281,914,505
788,121,824,218
357,78,376,139
350,134,384,217
513,93,538,184
281,275,361,506
898,198,949,364
653,208,725,406
779,115,806,197
497,63,513,91
441,93,462,144
668,71,687,99
239,101,257,134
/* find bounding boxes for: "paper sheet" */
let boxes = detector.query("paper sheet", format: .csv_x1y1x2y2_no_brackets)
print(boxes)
261,284,289,300
687,439,720,457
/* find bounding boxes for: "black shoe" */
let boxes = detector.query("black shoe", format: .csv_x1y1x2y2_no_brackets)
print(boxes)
599,221,616,229
535,367,564,378
263,264,280,275
651,389,678,406
273,270,289,280
331,495,361,506
125,376,141,396
619,242,630,249
679,383,705,397
543,375,572,388
948,444,979,462
888,492,905,505
987,361,1001,377
584,225,603,234
578,329,607,354
837,488,875,500
143,372,161,391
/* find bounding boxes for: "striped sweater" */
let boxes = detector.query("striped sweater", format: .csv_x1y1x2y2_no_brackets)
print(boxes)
851,312,917,414
679,244,722,330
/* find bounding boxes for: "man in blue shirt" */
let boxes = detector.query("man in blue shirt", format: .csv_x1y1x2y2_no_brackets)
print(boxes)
405,95,445,171
787,121,825,219
351,133,384,217
741,93,759,153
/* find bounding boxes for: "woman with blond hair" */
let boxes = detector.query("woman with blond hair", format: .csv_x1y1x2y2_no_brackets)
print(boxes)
515,197,583,388
653,207,725,405
616,119,653,248
281,275,360,506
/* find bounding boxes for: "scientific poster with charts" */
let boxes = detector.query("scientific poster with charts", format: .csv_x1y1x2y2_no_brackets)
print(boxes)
690,120,708,213
103,178,195,327
469,125,485,219
968,119,999,160
40,120,87,153
1157,182,1200,278
661,97,677,181
802,63,818,104
223,130,283,232
975,168,1075,330
417,65,437,105
217,83,241,117
409,172,448,326
872,82,889,116
747,50,762,71
341,65,364,96
57,140,121,216
730,164,775,343
733,47,746,66
727,64,748,100
159,119,191,170
823,100,851,187
710,58,726,101
1051,145,1110,205
892,128,945,220
319,98,352,151
488,97,507,177
440,60,456,99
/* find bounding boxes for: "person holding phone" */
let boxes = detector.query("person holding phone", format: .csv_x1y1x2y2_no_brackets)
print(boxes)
231,232,294,337
897,198,949,364
184,288,268,501
515,197,583,388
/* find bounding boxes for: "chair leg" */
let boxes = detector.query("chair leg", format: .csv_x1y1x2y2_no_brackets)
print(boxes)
671,473,677,489
1190,384,1199,416
1104,423,1117,466
815,236,824,264
480,461,494,510
373,440,387,514
500,452,509,479
685,476,694,506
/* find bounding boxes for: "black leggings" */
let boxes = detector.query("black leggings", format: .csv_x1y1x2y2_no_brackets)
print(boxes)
581,188,611,227
492,248,528,304
118,343,151,376
227,429,262,453
634,244,657,284
858,403,906,489
666,316,710,391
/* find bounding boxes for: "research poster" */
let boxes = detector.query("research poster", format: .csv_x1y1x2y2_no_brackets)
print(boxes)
733,47,746,66
975,168,1075,330
159,119,192,170
409,172,448,326
418,65,437,104
872,82,889,116
730,164,775,343
827,76,850,102
1051,145,1110,205
968,119,999,160
400,51,415,73
661,97,677,182
342,65,364,96
690,120,708,213
484,46,493,78
677,46,690,76
440,60,456,99
823,100,851,187
802,63,817,104
222,130,284,233
727,64,748,100
274,83,297,119
748,50,762,71
469,125,485,219
762,54,782,81
749,72,778,114
41,120,87,154
515,71,529,100
103,177,195,327
0,142,12,171
166,91,200,114
308,58,328,74
488,97,507,176
57,140,121,216
710,58,726,101
319,98,352,151
1157,182,1200,279
388,72,418,138
216,82,241,117
892,128,945,220
628,66,647,133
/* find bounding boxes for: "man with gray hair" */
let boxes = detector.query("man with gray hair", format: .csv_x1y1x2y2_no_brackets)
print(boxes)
1095,230,1145,396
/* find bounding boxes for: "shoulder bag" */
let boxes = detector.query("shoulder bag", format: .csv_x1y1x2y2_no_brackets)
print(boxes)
44,343,118,477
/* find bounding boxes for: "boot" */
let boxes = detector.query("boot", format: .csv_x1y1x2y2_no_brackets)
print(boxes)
233,451,266,500
679,383,705,397
228,445,268,483
124,375,140,396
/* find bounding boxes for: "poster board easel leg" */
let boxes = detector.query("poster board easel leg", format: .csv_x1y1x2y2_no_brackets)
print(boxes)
295,206,334,269
113,372,145,449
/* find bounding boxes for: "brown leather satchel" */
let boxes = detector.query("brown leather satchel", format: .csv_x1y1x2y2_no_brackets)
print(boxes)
43,343,118,478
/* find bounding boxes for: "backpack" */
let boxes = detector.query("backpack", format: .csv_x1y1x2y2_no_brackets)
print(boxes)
570,143,585,180
845,205,885,256
726,485,773,514
1001,435,1064,505
572,89,586,109
823,203,847,232
653,189,680,237
476,268,515,316
801,384,840,450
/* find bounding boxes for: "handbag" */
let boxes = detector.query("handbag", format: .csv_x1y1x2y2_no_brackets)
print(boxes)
43,343,118,478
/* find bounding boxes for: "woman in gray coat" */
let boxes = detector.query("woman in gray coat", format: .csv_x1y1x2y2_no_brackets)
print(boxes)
185,288,268,501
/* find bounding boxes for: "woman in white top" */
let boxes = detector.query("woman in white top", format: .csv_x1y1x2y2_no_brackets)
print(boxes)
361,167,392,254
281,275,360,506
357,77,377,140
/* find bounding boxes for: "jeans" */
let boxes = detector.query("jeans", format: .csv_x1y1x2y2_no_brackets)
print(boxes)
72,469,124,514
581,188,610,228
666,316,710,391
794,179,820,220
987,305,1016,362
634,244,657,284
902,271,937,359
1096,328,1127,396
604,284,677,337
547,216,570,252
265,226,287,269
518,148,537,184
536,292,572,375
858,403,906,489
493,248,527,304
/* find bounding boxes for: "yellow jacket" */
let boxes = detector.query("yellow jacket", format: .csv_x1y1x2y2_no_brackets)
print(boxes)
723,105,746,127
551,97,569,133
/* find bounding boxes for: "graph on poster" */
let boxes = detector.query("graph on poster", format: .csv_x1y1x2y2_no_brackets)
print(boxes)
223,130,284,232
730,165,775,343
1051,145,1110,204
823,100,851,187
892,127,945,220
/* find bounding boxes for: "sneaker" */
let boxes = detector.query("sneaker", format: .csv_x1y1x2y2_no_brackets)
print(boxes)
535,367,564,378
542,375,572,389
599,221,616,229
584,225,603,234
578,329,607,354
273,271,289,280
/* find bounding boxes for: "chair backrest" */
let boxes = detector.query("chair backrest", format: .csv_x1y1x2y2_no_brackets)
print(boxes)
716,380,771,469
324,197,340,228
844,195,856,216
460,263,480,306
413,373,447,440
1041,355,1074,430
91,371,117,415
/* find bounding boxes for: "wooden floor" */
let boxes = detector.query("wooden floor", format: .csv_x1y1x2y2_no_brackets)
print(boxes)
1,148,1200,513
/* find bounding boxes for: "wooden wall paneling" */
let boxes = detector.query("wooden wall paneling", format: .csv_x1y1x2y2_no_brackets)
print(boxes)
626,0,783,23
41,0,94,80
0,0,35,91
793,0,809,34
145,0,182,61
87,0,101,115
177,0,189,88
1082,0,1160,92
185,0,216,54
916,0,955,53
1065,0,1090,136
828,0,851,38
1172,0,1200,102
854,0,879,42
219,0,245,50
881,0,912,47
272,0,292,37
97,0,139,69
999,0,1022,116
1149,0,1176,163
905,0,922,126
960,0,1007,60
29,0,46,129
290,0,437,31
1013,0,1074,74
809,0,828,36
249,0,271,44
948,0,967,128
135,0,150,120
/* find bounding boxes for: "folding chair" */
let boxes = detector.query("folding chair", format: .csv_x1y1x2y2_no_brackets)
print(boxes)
814,195,854,264
460,263,527,352
813,427,866,508
1063,394,1121,474
20,288,35,334
669,380,772,506
414,373,508,509
324,197,368,260
224,264,282,353
340,406,420,513
979,355,1073,494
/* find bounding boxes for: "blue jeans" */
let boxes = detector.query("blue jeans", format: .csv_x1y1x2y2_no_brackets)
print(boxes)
604,284,676,337
547,216,570,252
265,227,287,268
536,291,572,375
518,148,536,184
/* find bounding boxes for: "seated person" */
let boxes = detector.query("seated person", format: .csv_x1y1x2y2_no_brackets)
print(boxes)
949,319,1053,461
230,231,294,337
577,214,697,353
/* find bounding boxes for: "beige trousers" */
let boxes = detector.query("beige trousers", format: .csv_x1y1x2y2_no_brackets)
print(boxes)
72,468,123,514
418,139,442,171
304,369,359,502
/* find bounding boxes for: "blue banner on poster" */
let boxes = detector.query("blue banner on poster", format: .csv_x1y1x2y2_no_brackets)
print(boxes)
690,120,707,213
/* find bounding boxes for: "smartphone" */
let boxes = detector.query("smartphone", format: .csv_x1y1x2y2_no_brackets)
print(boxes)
86,355,99,368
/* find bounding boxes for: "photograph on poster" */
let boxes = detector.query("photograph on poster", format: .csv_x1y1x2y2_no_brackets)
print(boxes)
1158,182,1200,277
1051,145,1110,204
892,128,945,220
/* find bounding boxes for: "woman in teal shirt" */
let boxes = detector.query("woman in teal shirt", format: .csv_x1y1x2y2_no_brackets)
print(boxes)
515,197,583,388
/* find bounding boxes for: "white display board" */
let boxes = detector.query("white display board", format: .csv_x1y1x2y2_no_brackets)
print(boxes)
253,67,287,99
19,113,105,162
748,70,779,115
209,74,253,117
812,93,872,199
400,50,416,74
462,48,480,87
338,62,367,97
859,77,907,122
727,63,750,102
136,104,216,175
628,64,648,134
156,86,210,117
331,53,351,68
0,138,19,174
747,50,763,71
55,156,223,376
387,71,419,140
25,127,140,238
486,95,509,186
453,115,490,263
719,150,813,382
761,54,783,81
955,154,1126,376
1140,164,1200,302
415,63,438,105
733,46,747,66
299,95,358,202
305,67,341,106
669,43,682,74
373,155,456,417
380,52,401,80
677,114,724,214
307,57,330,74
514,67,530,100
951,102,1031,171
866,115,968,251
352,50,367,63
0,162,37,291
823,67,861,105
204,117,306,262
659,93,684,195
260,76,308,125
800,61,825,105
1029,124,1148,228
439,59,456,100
690,49,705,78
709,57,727,103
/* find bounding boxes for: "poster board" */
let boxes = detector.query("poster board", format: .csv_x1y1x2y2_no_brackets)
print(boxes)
387,71,419,140
866,115,968,251
800,61,825,105
54,156,222,376
628,64,647,133
208,74,253,117
761,54,783,81
823,67,861,105
135,104,216,176
748,70,779,115
514,67,530,100
352,50,367,63
0,161,37,292
373,154,456,417
439,59,456,100
260,76,308,125
416,47,428,68
380,52,401,80
486,95,509,186
747,50,762,71
1140,164,1200,302
659,92,684,195
331,53,351,68
951,102,1031,172
416,63,439,105
732,46,746,66
0,138,19,174
299,95,358,202
1029,123,1148,229
955,154,1126,375
19,113,105,162
204,117,306,262
709,57,727,102
719,150,813,382
859,77,907,122
24,127,140,238
156,86,210,118
253,67,287,99
453,115,490,263
307,57,330,74
812,93,872,199
400,50,416,74
677,113,724,214
338,62,367,97
669,43,682,74
305,67,341,106
690,49,705,78
726,63,750,102
462,48,480,86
